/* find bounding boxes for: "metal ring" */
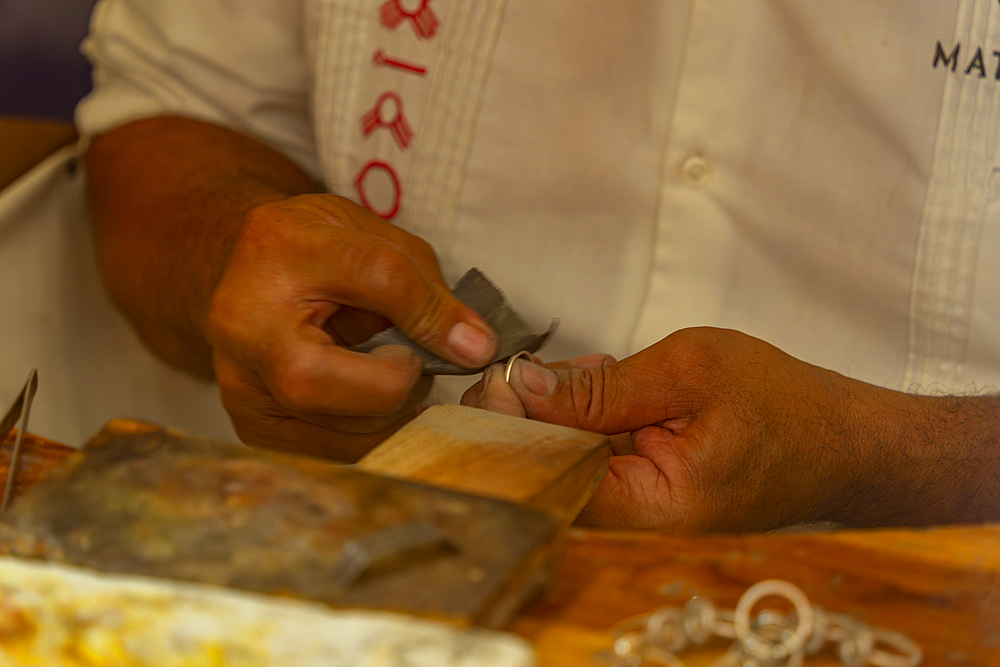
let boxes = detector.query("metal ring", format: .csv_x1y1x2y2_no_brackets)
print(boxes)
734,580,814,660
802,605,829,655
837,624,875,667
713,608,737,640
504,350,535,384
646,607,688,653
867,628,923,667
611,614,651,640
682,597,716,645
724,644,805,667
612,632,645,659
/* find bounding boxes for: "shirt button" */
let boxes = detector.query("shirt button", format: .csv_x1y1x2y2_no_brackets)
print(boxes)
680,153,712,188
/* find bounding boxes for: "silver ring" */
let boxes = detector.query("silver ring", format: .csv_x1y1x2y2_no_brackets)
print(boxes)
867,628,922,667
734,579,814,660
504,350,534,384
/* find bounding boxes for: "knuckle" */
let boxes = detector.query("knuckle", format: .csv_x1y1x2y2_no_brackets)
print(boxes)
344,241,449,336
206,278,256,349
362,382,413,416
665,327,713,362
268,347,420,417
346,241,415,297
268,352,322,412
205,299,235,347
241,200,291,246
664,327,724,382
568,366,612,427
302,194,357,228
327,193,372,221
409,235,439,263
401,285,451,339
241,196,341,258
368,245,414,290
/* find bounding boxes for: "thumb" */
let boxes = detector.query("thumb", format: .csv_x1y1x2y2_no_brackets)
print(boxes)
507,357,659,435
394,281,499,369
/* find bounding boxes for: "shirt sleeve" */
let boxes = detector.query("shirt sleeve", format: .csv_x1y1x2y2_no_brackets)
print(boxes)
75,0,321,179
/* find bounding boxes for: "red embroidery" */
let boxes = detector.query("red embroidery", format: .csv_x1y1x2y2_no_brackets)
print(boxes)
366,3,439,222
373,49,428,76
360,92,414,149
379,0,440,40
355,160,402,220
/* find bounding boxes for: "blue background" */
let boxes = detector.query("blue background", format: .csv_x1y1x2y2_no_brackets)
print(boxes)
0,0,98,121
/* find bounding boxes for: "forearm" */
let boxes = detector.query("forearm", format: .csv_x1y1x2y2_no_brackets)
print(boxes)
85,116,322,377
834,380,1000,527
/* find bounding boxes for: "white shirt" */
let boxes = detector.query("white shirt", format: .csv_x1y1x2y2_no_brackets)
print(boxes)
5,0,1000,444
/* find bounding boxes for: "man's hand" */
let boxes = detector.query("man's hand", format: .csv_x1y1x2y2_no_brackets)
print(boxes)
88,117,496,460
463,327,1000,531
209,195,496,460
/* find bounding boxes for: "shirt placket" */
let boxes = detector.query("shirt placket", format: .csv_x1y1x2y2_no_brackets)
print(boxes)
628,0,736,353
904,0,1000,391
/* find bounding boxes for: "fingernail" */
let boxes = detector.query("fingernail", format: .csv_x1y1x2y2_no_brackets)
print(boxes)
447,321,494,366
516,361,557,397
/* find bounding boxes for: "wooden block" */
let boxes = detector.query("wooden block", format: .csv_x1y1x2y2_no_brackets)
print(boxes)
357,405,610,523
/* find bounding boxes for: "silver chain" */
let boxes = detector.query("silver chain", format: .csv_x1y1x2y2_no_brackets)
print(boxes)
593,579,922,667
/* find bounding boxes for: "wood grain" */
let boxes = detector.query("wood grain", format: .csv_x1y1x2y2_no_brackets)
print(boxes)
514,526,1000,666
357,405,611,522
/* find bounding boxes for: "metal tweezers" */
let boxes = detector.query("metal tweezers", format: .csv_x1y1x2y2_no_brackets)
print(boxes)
0,369,38,516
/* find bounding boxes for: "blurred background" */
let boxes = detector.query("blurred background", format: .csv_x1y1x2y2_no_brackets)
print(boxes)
0,0,98,121
0,0,237,446
0,0,97,189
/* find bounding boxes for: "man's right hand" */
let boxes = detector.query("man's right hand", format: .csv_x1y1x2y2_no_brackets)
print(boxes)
207,194,497,461
87,117,496,462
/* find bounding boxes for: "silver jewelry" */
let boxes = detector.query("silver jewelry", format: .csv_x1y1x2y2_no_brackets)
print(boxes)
504,350,535,385
593,579,921,667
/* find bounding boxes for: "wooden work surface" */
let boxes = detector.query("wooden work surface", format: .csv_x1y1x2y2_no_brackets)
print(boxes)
515,525,1000,666
3,431,997,665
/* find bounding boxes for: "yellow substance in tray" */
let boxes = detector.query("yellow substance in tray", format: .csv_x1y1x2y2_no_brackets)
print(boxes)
0,557,535,667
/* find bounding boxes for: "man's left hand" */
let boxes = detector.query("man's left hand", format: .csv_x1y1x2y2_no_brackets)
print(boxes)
462,327,1000,531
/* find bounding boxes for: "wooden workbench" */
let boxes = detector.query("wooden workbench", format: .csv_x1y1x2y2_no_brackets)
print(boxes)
516,525,1000,665
3,431,997,665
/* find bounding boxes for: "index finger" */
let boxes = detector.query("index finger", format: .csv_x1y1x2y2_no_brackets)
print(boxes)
258,338,426,417
243,213,498,368
324,230,498,368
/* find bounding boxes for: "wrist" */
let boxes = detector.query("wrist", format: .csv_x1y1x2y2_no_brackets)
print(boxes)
825,379,1000,526
818,379,916,526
